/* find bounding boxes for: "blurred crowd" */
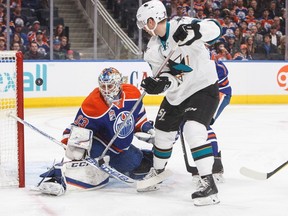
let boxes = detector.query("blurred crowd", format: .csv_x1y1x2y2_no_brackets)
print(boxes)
107,0,286,60
0,0,79,60
1,0,286,60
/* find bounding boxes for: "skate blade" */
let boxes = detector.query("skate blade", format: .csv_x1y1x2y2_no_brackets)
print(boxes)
137,184,160,192
193,194,220,206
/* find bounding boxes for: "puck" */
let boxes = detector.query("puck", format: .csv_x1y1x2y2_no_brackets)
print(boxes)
35,78,43,86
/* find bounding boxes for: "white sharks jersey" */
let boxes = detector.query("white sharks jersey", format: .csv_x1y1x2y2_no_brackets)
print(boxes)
144,17,222,105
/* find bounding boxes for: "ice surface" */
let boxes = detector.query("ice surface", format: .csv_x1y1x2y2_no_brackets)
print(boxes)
1,105,288,216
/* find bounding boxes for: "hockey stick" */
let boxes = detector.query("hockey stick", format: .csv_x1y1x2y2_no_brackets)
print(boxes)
179,128,198,174
98,43,179,163
7,113,137,187
240,161,288,180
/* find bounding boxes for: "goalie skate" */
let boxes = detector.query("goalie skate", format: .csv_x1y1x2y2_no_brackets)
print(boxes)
192,174,220,206
38,180,66,196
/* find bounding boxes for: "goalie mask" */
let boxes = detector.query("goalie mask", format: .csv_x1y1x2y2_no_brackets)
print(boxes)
98,67,123,105
136,0,167,34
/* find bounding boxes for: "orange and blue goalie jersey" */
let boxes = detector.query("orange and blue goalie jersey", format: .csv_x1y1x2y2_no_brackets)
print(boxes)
68,84,152,155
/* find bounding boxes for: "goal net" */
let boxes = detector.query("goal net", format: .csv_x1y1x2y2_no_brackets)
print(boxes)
0,51,25,187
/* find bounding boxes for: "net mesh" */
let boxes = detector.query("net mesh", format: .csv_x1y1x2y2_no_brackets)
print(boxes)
0,51,20,187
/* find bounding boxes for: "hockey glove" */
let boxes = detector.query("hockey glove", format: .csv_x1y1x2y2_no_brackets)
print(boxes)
141,76,171,94
173,22,202,46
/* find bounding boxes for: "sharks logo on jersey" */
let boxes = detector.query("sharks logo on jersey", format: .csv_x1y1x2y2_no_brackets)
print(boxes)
114,111,135,139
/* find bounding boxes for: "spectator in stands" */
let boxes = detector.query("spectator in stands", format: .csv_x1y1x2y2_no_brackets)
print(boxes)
248,0,262,19
10,0,20,9
24,41,45,59
269,24,281,46
193,0,205,12
54,24,67,40
245,7,257,27
245,36,256,58
60,36,70,52
10,4,28,27
234,27,245,48
239,20,250,38
66,49,75,60
11,32,26,51
170,4,188,20
203,1,214,17
13,23,29,47
259,8,274,32
35,29,49,55
221,15,237,36
256,0,272,15
213,8,224,25
195,7,206,19
277,35,285,56
226,34,239,57
234,0,248,20
0,35,6,50
212,41,232,61
273,16,285,36
0,4,5,26
28,20,48,43
53,39,66,60
11,41,25,52
255,34,279,59
268,0,281,19
250,24,263,48
233,44,253,60
255,20,268,35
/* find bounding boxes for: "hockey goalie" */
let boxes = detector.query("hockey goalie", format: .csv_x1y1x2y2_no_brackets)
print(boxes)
37,67,155,196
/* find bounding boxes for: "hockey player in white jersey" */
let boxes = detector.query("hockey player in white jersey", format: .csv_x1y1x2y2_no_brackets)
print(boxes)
136,0,222,206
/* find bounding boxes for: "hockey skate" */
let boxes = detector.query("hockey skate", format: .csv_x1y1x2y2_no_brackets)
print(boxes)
136,167,164,192
37,162,66,196
38,178,66,196
191,174,220,206
212,151,224,183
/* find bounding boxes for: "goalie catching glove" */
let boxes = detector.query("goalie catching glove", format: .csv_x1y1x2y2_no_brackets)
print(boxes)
141,76,171,94
173,21,202,46
65,126,93,160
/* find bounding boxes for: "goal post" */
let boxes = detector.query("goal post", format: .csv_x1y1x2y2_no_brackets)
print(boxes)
0,51,25,187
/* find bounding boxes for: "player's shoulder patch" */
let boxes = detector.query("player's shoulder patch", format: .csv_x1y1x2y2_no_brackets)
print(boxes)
81,88,108,117
122,84,141,99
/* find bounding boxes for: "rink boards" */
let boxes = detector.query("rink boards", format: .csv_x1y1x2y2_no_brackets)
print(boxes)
0,60,288,107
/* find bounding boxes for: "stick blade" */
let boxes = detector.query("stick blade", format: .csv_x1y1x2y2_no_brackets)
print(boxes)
136,169,173,190
240,167,268,180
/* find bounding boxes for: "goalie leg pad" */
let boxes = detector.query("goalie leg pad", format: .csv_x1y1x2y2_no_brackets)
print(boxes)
64,160,109,191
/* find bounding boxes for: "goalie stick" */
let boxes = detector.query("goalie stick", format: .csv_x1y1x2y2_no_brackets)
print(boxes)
240,161,288,180
8,113,171,189
7,113,137,187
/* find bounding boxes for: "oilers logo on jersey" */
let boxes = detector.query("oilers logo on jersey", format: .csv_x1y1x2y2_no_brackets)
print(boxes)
113,111,135,139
